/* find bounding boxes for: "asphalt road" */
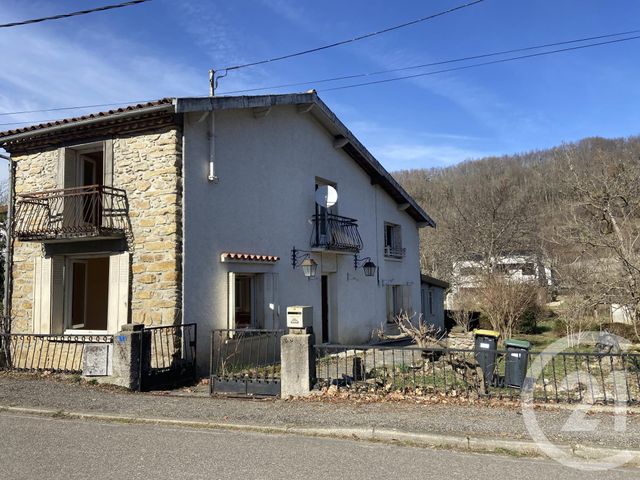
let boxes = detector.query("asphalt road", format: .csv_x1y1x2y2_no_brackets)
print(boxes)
0,412,637,480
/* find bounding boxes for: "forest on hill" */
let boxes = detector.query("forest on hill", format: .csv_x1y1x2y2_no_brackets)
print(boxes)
395,135,640,281
394,135,640,336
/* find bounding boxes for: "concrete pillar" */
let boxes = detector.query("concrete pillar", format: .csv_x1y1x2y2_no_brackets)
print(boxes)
280,330,316,398
110,324,150,390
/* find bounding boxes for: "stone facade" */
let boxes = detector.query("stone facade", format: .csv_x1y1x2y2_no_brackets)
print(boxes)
11,150,58,332
9,126,183,333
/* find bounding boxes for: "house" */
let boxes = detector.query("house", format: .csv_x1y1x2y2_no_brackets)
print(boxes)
420,274,449,334
446,253,553,308
0,92,434,369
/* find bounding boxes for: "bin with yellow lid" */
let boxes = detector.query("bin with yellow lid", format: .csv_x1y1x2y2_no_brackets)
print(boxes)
474,329,500,388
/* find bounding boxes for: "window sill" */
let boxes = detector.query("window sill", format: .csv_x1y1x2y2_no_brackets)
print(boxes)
64,329,112,336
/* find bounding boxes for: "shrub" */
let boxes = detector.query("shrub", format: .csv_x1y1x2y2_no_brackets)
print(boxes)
599,322,637,342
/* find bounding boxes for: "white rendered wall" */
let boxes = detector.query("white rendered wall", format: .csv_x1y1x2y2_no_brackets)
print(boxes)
183,106,422,363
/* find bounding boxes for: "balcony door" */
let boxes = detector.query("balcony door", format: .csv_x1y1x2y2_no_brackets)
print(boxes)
60,146,104,231
314,179,337,247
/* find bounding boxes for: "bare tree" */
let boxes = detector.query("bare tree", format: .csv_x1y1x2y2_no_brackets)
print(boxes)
559,143,640,340
475,275,539,340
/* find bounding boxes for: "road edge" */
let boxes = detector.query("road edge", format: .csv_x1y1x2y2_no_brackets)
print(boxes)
1,405,638,468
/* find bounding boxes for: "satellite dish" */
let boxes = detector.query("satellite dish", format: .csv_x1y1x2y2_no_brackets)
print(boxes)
315,185,338,208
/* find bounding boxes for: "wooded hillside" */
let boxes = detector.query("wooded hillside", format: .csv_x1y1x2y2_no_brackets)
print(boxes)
394,135,640,285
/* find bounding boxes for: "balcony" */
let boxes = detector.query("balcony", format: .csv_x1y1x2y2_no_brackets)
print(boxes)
310,213,363,253
14,185,129,242
384,245,406,259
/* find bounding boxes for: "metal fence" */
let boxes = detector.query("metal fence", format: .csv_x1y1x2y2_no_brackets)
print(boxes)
0,333,113,374
314,344,640,404
140,323,197,391
210,329,283,396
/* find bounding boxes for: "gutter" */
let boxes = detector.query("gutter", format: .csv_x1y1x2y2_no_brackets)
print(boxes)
0,103,176,145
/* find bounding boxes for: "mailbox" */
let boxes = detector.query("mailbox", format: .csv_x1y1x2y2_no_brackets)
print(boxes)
287,306,313,329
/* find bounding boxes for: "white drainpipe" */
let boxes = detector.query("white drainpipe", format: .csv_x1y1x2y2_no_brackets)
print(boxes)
208,112,218,182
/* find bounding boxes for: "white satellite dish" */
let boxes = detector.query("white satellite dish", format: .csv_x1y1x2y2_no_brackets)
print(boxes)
315,185,338,208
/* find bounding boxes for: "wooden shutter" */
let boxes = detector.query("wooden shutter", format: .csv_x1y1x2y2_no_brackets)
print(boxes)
385,285,394,323
107,252,130,332
263,273,279,330
57,148,78,189
227,272,236,330
402,285,412,317
103,139,114,187
50,257,65,334
32,256,52,334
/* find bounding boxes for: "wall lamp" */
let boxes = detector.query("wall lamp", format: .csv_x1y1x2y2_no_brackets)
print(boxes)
354,255,377,277
291,247,318,278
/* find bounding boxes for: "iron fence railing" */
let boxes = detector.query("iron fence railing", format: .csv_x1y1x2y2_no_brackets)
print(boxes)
140,323,197,390
0,333,113,374
210,329,283,396
314,344,640,404
310,213,363,253
14,184,129,241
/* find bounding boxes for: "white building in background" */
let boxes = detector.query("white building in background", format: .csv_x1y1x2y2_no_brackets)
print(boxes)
1,92,435,369
446,253,554,308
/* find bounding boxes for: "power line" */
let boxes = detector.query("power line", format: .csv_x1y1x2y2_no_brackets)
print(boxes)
321,33,640,92
0,0,152,29
1,29,640,126
216,0,485,72
0,100,157,118
218,29,640,95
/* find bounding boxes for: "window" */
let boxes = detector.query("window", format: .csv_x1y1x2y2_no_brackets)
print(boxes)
228,272,279,330
522,263,536,276
234,274,255,329
384,223,404,258
33,252,129,334
386,285,411,323
429,290,434,316
66,257,110,331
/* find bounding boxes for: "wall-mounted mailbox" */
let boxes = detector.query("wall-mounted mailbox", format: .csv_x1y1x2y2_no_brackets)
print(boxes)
287,306,313,329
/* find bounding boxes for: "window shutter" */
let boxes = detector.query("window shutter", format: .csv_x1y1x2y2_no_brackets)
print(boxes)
58,148,78,189
402,285,412,316
103,139,114,187
50,257,65,334
107,252,130,332
263,273,279,330
32,256,52,334
385,286,394,323
227,272,236,330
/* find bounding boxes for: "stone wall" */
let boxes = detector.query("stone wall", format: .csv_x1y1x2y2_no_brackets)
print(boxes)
11,150,58,332
114,128,182,326
9,126,183,333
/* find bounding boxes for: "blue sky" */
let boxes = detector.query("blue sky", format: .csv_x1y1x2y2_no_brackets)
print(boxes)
1,0,640,182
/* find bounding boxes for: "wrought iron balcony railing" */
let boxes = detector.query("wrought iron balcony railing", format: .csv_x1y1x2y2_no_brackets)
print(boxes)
310,213,363,253
14,185,129,241
384,245,406,259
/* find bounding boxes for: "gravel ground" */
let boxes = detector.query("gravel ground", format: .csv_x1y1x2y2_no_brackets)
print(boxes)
0,373,638,450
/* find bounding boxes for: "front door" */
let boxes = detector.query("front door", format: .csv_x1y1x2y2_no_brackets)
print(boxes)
321,275,329,343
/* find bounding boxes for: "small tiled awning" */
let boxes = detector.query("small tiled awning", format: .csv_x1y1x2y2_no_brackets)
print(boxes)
220,252,280,263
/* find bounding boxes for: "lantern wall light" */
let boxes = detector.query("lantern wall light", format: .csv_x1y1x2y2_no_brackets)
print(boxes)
353,255,377,277
291,247,318,278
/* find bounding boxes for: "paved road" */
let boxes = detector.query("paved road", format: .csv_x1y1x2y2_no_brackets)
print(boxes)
0,412,637,480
